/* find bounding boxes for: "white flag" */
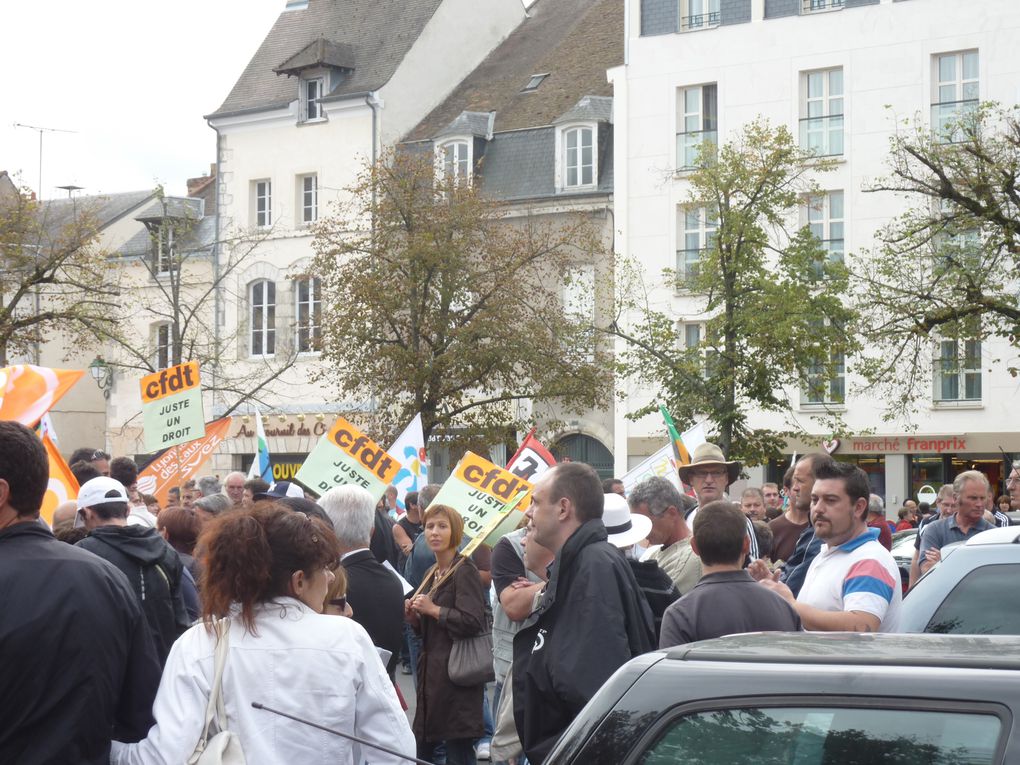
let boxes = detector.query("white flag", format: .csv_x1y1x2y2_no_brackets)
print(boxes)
386,413,428,512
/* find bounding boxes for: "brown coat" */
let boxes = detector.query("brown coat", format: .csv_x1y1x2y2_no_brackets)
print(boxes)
412,554,487,743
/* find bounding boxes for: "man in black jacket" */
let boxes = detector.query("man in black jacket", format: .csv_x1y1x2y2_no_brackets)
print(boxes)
320,484,406,679
513,463,656,764
76,476,190,665
0,422,161,764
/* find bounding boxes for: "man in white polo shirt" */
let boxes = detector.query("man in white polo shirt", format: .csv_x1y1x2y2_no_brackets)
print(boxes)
760,458,901,632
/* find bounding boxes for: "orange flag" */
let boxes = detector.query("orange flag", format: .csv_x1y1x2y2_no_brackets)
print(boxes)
0,365,84,427
40,432,80,526
136,417,233,508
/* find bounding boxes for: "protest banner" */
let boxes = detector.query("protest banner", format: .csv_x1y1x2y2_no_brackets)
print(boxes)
621,443,682,495
427,451,532,544
136,417,232,507
140,362,205,451
39,433,79,526
0,365,83,427
295,416,401,501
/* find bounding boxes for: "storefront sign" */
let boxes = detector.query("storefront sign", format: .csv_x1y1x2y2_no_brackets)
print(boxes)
295,416,400,500
788,434,988,456
139,362,206,451
235,420,328,439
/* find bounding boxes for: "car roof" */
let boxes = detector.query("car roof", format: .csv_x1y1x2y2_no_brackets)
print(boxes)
964,526,1020,546
663,632,1020,670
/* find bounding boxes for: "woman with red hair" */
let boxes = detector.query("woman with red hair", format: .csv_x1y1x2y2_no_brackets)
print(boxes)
112,503,414,764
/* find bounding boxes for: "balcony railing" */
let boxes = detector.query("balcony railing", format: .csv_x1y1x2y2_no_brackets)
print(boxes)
676,129,718,170
799,114,844,157
681,11,720,30
802,0,843,12
931,99,979,140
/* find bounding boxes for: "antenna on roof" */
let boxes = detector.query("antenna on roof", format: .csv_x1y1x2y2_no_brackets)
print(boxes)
13,122,77,200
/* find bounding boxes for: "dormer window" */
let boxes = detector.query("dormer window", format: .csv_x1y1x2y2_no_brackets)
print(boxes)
441,140,471,184
558,125,596,190
302,77,324,121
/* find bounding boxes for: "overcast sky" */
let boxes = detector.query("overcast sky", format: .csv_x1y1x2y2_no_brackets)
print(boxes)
1,0,285,199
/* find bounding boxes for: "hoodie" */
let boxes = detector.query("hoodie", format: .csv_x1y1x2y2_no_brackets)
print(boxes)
77,525,189,664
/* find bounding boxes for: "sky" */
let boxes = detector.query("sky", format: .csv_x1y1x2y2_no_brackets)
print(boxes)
1,0,286,199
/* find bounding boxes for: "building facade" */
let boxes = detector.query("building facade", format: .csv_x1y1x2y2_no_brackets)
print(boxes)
613,0,1020,505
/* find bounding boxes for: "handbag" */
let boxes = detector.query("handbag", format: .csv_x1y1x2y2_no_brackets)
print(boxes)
188,617,247,765
448,607,495,687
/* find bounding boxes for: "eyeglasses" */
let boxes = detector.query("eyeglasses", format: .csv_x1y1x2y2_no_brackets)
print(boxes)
328,597,347,611
691,469,727,480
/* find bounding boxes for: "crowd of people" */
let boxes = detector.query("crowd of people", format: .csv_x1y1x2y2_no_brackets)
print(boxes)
2,418,1018,765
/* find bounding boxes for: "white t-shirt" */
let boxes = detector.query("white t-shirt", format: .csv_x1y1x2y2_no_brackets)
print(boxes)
797,528,902,632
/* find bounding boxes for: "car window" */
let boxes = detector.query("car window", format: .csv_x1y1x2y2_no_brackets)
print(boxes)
637,706,1000,764
926,564,1020,635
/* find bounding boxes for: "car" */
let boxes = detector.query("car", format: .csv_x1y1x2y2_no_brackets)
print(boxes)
899,525,1020,635
544,632,1018,764
889,527,917,592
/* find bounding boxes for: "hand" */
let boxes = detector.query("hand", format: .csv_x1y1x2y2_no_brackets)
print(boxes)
509,577,533,590
411,593,440,619
758,578,795,604
924,548,941,565
401,543,413,555
747,558,779,582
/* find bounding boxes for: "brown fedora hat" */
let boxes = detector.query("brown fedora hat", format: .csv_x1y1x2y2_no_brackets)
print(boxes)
677,442,741,485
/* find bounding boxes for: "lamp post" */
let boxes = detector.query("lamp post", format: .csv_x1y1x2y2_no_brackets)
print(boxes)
89,357,113,399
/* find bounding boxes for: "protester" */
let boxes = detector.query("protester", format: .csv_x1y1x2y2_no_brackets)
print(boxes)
322,564,354,617
768,460,812,564
394,489,423,564
197,474,221,497
70,447,111,476
659,501,801,648
70,459,102,487
908,484,957,589
405,504,488,765
278,495,334,528
320,485,405,679
895,506,916,531
224,470,246,507
513,463,655,764
371,489,401,569
193,492,231,527
759,459,902,632
602,478,626,497
919,471,995,574
762,481,782,514
751,519,774,562
867,494,893,550
740,487,768,521
111,503,414,764
142,494,161,516
0,422,161,763
181,479,198,509
997,495,1012,515
111,457,157,528
628,476,702,594
156,506,203,619
51,498,78,532
604,492,679,640
243,477,270,507
76,476,190,664
1008,460,1020,509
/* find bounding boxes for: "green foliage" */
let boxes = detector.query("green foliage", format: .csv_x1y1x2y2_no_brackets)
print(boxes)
312,149,613,449
855,103,1020,422
0,180,120,366
613,119,859,465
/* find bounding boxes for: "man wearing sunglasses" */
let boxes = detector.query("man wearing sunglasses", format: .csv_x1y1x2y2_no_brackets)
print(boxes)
69,447,112,477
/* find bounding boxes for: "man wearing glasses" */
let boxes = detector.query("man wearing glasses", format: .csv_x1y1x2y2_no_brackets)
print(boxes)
677,443,758,560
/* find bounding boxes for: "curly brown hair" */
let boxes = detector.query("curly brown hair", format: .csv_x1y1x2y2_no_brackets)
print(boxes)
199,503,340,633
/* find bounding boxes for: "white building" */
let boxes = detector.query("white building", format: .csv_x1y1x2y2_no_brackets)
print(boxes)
612,0,1020,505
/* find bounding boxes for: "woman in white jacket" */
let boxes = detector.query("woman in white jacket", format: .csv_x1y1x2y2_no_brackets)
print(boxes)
111,503,415,765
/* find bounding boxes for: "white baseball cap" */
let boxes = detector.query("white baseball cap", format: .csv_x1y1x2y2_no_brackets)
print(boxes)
77,476,129,509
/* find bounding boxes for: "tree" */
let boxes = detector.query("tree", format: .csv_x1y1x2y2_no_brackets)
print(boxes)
92,188,299,418
854,103,1020,421
312,150,613,449
0,178,121,366
610,120,859,464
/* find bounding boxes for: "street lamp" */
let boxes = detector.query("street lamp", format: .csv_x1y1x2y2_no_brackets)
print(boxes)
89,357,113,399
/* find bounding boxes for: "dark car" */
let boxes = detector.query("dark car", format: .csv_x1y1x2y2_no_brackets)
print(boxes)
545,632,1017,764
890,527,917,592
900,525,1020,635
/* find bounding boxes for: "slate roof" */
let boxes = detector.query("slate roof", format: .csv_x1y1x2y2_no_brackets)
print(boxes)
436,111,494,139
41,190,156,232
553,95,613,125
118,214,218,259
208,0,447,119
274,37,356,76
406,0,623,140
133,196,205,223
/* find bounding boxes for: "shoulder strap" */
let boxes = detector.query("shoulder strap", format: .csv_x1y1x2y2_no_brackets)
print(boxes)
195,618,231,751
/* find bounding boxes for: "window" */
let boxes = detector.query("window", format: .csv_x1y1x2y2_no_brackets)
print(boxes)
521,73,549,93
676,84,717,170
302,77,324,121
442,141,470,184
803,351,845,405
677,206,717,285
805,191,844,276
250,280,276,357
684,323,701,349
932,51,979,138
934,338,981,402
154,323,171,369
681,0,720,31
152,224,174,275
295,276,321,354
563,127,595,188
300,174,317,224
800,68,843,156
637,705,1001,764
802,0,844,12
254,180,272,228
925,564,1020,634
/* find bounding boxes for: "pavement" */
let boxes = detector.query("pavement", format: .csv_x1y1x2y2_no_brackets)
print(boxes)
396,664,417,723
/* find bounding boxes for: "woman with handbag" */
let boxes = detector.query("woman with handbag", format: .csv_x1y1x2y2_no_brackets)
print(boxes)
111,503,415,765
406,504,488,765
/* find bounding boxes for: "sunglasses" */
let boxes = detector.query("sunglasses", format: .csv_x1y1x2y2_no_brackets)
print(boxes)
91,450,110,461
328,597,347,611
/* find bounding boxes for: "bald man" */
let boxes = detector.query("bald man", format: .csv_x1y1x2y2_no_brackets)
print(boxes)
52,501,78,532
